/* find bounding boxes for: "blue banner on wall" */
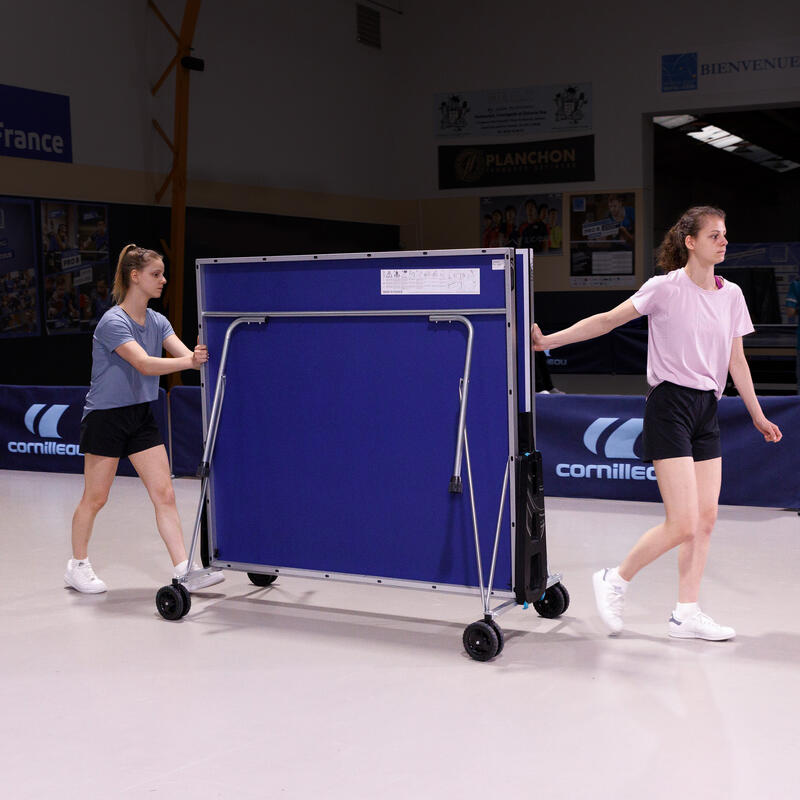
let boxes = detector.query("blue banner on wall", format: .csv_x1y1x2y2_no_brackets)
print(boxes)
537,394,800,508
0,385,168,476
0,84,72,163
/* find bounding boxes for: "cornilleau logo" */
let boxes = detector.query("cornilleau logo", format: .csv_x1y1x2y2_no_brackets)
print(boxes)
556,416,656,481
583,417,642,459
24,404,69,438
7,403,82,456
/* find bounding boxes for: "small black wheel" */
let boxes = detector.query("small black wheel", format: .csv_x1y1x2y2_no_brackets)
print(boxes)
533,584,567,619
463,620,500,662
156,585,185,621
486,618,505,656
247,572,278,587
555,583,570,614
175,583,192,617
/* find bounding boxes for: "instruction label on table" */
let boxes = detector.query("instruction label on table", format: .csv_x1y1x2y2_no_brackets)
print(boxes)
380,268,480,295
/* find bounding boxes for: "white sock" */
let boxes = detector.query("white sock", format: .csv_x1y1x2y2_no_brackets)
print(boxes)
606,567,629,590
70,558,89,567
675,602,698,620
173,559,189,575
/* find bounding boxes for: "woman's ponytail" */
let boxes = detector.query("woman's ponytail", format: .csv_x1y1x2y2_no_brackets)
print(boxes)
112,244,161,303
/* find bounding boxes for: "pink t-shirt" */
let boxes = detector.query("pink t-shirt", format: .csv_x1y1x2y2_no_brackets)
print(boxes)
631,268,754,399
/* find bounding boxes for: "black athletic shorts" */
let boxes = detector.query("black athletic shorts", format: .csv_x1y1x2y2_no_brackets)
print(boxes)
641,381,721,463
80,402,163,458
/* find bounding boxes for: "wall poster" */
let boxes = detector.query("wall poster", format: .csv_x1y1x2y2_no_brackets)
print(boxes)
41,201,111,334
569,192,636,287
479,193,563,253
0,196,39,338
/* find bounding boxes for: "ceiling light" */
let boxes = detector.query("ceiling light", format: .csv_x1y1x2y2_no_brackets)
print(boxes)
654,115,799,173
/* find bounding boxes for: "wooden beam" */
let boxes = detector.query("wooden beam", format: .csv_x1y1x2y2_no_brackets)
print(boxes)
155,167,175,203
148,0,179,42
161,0,202,387
151,54,178,96
152,119,175,153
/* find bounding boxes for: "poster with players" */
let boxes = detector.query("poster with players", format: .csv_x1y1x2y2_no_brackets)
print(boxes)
479,193,563,254
569,192,636,287
41,200,111,334
0,196,40,338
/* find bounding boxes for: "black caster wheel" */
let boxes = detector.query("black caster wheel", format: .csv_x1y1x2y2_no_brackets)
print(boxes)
463,620,500,662
556,583,570,614
156,584,186,621
486,618,505,656
247,572,278,587
533,583,567,619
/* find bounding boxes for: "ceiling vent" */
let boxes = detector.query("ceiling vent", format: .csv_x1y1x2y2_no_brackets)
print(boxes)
356,4,381,49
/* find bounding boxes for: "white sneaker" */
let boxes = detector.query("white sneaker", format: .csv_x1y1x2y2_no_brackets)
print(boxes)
668,610,735,641
64,559,107,594
593,568,625,634
174,564,225,593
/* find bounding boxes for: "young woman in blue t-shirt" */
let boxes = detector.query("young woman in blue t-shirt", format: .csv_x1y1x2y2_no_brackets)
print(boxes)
65,245,224,595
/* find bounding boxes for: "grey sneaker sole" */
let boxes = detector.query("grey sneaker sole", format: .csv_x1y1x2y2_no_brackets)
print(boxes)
64,574,107,594
668,627,735,641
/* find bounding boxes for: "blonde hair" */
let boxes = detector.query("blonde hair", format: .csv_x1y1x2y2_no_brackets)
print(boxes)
656,206,726,273
112,244,162,302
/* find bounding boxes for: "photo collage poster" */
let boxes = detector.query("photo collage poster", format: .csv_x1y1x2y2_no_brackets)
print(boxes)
41,200,111,335
479,193,563,254
0,196,39,338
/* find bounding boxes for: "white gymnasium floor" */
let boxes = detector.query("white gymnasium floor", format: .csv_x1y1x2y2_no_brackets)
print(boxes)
2,468,799,800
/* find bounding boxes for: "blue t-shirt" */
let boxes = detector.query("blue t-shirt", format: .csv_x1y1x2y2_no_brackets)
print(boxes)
83,305,174,417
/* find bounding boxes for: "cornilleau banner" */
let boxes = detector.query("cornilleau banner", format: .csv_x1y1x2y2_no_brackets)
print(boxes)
0,385,167,476
0,84,72,163
536,394,800,508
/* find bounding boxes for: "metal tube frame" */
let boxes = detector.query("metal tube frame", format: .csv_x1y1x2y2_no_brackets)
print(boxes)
178,315,267,583
428,315,474,493
191,250,548,614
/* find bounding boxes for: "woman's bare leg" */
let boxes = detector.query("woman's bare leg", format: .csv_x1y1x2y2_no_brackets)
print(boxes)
129,445,187,567
71,454,120,559
677,457,721,602
618,456,699,581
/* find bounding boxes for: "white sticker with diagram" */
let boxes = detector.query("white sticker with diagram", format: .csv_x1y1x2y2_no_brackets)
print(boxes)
380,268,480,295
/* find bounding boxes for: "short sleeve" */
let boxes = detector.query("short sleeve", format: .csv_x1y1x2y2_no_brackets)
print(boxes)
630,276,664,316
731,286,755,338
94,311,134,352
155,311,175,342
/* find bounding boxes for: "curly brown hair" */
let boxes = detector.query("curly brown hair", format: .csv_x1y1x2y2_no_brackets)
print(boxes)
656,206,726,273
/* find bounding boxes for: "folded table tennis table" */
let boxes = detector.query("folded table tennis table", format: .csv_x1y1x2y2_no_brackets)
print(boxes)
156,248,568,661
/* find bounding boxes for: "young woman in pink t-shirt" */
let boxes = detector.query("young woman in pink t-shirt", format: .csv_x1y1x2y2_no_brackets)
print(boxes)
532,206,782,640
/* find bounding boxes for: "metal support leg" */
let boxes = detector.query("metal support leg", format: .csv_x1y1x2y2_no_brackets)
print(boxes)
429,314,474,493
461,411,485,612
180,316,267,580
459,382,510,618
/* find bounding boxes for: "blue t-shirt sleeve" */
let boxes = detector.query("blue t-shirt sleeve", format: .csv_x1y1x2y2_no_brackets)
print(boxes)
155,311,175,342
95,311,135,353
